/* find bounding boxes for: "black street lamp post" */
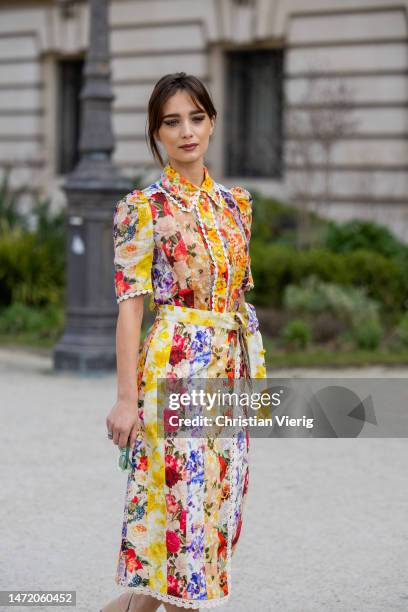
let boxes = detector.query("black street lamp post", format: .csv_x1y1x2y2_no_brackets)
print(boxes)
53,0,131,372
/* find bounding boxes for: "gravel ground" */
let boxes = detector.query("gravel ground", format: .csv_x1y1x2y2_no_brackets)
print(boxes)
0,346,407,612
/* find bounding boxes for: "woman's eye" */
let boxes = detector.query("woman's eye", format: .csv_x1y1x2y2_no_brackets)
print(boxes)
164,116,205,127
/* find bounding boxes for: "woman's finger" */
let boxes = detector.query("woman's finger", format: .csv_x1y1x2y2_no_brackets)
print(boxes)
112,424,124,446
128,421,141,449
118,428,130,450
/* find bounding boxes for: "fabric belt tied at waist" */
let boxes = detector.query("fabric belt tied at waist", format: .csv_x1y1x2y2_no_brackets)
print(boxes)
154,303,266,379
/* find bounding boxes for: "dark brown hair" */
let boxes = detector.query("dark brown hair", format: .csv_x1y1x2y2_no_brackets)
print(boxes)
146,72,217,167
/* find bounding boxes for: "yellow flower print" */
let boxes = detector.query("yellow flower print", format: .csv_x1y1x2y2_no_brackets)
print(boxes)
255,364,266,378
158,328,170,341
137,204,151,229
147,490,161,512
152,348,169,370
151,468,164,489
144,370,156,392
152,448,163,465
148,541,166,565
145,422,157,439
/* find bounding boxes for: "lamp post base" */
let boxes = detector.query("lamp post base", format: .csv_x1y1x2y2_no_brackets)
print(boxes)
53,333,116,374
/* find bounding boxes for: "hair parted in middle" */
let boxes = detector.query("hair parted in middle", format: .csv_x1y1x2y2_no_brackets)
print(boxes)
146,72,217,167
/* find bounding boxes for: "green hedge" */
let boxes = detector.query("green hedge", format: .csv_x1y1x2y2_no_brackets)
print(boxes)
0,196,65,308
0,228,65,307
250,241,408,314
324,218,408,261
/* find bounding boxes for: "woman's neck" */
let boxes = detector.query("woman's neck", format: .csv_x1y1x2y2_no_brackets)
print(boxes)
168,158,205,188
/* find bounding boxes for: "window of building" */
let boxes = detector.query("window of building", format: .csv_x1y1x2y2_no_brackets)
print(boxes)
224,48,284,178
56,58,84,175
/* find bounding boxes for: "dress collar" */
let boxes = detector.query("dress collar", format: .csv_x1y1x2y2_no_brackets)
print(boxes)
159,162,224,210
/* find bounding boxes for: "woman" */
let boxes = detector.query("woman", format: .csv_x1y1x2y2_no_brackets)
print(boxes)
102,72,266,612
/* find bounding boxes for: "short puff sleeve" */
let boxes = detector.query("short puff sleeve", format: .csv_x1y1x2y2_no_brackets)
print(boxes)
113,189,154,303
230,186,255,292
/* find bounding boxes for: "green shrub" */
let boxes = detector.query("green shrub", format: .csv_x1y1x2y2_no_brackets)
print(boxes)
351,318,383,350
282,275,385,349
395,312,408,347
250,244,408,314
344,250,407,312
281,319,311,349
283,275,381,329
0,227,65,307
324,218,408,260
0,301,64,337
0,192,65,308
251,193,328,247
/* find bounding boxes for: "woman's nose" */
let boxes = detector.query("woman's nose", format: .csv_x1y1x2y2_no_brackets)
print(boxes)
180,121,194,136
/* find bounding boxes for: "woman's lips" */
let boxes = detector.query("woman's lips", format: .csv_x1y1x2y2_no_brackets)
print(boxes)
180,144,198,150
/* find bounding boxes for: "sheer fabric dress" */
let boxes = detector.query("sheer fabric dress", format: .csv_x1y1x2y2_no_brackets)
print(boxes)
112,163,266,608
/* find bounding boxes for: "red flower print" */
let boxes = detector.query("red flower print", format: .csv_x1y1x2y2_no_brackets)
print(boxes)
165,466,181,488
165,454,178,470
232,515,242,548
164,408,180,433
243,469,249,496
115,271,131,297
124,548,143,572
217,530,227,559
173,240,188,261
173,333,186,351
131,496,139,503
166,530,181,554
179,509,187,534
165,456,180,487
219,570,228,595
162,242,173,259
221,481,230,500
150,204,158,220
169,332,187,366
137,456,147,471
166,493,180,515
218,455,228,481
168,574,182,597
178,287,194,308
163,198,172,215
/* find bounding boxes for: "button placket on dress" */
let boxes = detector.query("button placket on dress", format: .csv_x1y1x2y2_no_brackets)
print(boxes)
155,182,232,313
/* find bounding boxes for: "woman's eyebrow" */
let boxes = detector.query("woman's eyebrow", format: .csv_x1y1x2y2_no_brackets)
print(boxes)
162,110,205,119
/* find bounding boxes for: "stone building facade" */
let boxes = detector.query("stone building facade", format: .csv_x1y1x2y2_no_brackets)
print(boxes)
0,0,407,239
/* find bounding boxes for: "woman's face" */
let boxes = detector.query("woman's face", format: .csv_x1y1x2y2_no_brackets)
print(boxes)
155,89,215,166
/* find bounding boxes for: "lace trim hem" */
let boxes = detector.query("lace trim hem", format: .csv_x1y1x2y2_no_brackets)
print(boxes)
226,436,238,602
114,581,230,609
117,289,153,303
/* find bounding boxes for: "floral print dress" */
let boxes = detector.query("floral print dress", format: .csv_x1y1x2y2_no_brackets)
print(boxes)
112,162,266,608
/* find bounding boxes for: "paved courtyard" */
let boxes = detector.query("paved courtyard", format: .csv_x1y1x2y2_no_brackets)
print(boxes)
0,346,407,611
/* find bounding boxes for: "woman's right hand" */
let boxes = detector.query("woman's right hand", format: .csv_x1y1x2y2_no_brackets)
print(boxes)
106,397,142,450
